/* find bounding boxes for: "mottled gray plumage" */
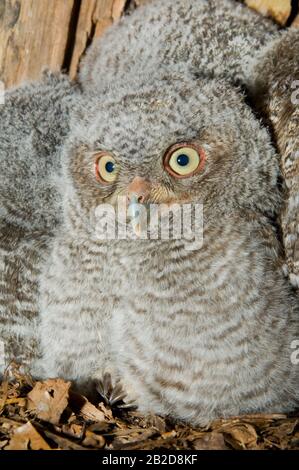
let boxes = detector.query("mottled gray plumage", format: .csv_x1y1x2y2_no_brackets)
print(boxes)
0,72,76,232
249,28,299,288
0,0,298,425
0,73,77,369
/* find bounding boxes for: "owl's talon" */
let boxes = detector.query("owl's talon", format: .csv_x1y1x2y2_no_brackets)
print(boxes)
96,372,113,404
109,383,127,405
117,400,138,410
95,372,136,410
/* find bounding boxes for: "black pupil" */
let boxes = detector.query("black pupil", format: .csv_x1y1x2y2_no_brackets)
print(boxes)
176,154,189,166
105,161,115,173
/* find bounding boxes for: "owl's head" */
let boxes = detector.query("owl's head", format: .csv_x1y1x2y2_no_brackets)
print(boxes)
62,69,280,235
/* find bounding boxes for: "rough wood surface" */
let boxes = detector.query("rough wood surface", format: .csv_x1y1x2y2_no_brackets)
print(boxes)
245,0,292,25
0,0,75,88
69,0,127,79
293,14,299,27
1,0,296,89
0,0,154,87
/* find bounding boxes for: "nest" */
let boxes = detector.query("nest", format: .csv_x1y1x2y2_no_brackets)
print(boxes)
0,363,298,450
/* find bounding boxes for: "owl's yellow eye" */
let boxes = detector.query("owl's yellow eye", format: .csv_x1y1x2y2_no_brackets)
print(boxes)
95,153,118,183
164,143,205,178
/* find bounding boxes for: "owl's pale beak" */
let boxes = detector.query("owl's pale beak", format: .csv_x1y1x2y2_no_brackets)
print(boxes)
127,177,151,237
127,176,151,204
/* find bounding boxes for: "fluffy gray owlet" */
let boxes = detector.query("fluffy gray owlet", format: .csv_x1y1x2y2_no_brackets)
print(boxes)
0,0,299,426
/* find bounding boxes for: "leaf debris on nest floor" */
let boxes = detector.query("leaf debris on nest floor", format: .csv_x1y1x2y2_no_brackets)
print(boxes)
0,364,298,450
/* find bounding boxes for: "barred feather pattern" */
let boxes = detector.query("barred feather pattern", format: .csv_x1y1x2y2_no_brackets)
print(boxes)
0,72,76,232
110,217,299,425
80,0,278,91
0,0,298,425
34,67,299,424
250,29,299,288
0,74,77,372
0,225,48,369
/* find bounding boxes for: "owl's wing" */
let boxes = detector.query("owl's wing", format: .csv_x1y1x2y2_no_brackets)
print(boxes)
0,72,76,233
250,29,299,289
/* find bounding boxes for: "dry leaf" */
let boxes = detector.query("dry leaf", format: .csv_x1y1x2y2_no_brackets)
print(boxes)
69,392,107,423
61,423,84,439
88,421,113,434
223,423,258,450
77,399,107,423
42,429,88,450
4,398,27,407
147,415,167,433
161,430,177,440
193,432,229,450
5,422,51,450
290,431,299,449
1,314,299,450
262,420,299,449
27,379,71,425
98,402,114,421
1,368,299,450
82,430,105,448
0,440,8,449
0,367,10,415
112,428,157,449
6,362,35,389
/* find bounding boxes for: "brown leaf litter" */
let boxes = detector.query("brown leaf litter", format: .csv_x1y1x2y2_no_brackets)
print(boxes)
0,363,298,450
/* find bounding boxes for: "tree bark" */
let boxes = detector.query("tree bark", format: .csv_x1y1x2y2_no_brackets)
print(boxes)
0,0,133,88
293,14,299,27
245,0,291,25
0,0,75,88
69,0,127,80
